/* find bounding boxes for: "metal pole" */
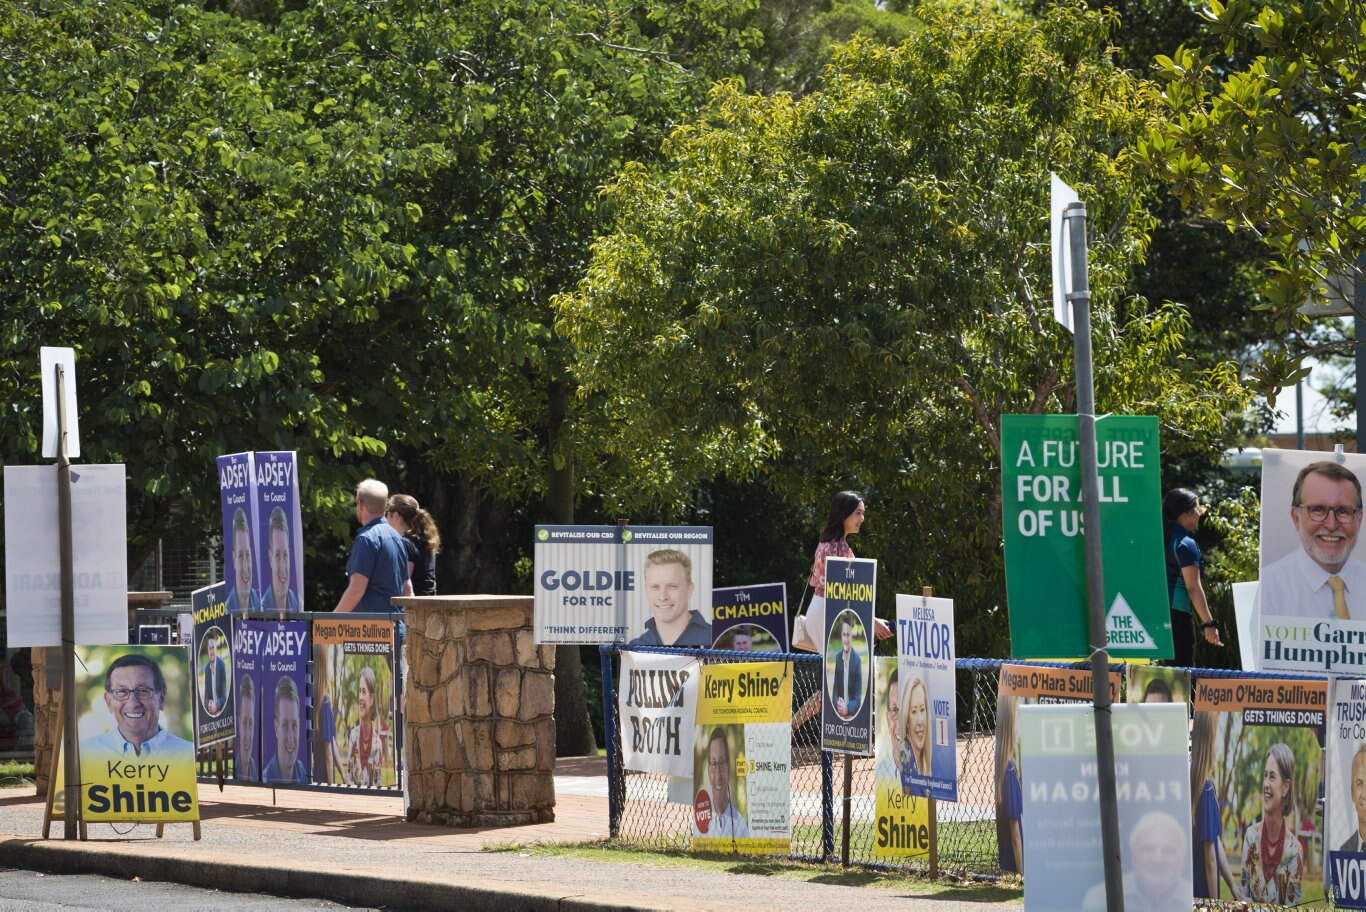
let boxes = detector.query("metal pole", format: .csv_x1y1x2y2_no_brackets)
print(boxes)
840,753,853,866
1065,201,1123,911
55,364,81,840
820,748,834,860
600,644,623,838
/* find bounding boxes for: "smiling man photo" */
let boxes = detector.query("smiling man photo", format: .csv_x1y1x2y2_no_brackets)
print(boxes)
629,549,710,648
1262,460,1366,620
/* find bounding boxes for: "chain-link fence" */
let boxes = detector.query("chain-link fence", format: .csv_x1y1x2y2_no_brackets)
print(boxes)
599,645,1337,909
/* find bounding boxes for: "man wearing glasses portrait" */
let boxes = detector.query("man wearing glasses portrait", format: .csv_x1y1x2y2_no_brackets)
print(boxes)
82,654,193,759
1262,460,1366,620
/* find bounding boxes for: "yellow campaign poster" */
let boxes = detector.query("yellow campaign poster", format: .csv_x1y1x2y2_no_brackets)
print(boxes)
55,644,199,823
693,662,792,855
873,657,930,858
696,662,793,724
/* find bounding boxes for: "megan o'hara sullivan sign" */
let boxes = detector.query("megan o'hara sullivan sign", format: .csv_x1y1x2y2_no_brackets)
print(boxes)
533,525,713,645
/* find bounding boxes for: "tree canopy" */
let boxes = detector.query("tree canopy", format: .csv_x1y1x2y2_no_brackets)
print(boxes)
558,1,1249,655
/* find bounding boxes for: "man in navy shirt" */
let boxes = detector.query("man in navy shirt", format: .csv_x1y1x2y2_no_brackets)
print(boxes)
335,479,411,612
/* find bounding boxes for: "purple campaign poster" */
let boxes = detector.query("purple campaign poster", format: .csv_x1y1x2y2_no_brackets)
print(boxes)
218,453,260,614
253,451,303,613
233,616,262,782
255,619,310,785
712,583,788,653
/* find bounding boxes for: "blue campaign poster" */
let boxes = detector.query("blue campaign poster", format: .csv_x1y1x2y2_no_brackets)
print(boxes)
233,618,310,784
218,453,260,615
191,581,234,749
253,451,303,613
821,557,875,755
894,593,957,801
711,583,788,653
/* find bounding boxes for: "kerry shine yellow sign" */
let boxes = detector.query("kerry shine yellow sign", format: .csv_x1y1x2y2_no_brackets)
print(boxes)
54,644,199,824
696,662,792,723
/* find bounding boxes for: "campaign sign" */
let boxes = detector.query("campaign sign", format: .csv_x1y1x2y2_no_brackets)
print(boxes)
820,557,875,755
63,644,198,823
254,451,304,613
191,581,234,749
692,662,792,854
873,657,931,858
895,593,956,801
994,664,1120,874
1001,415,1171,659
533,525,713,645
1020,703,1191,911
618,651,699,777
218,453,260,615
712,583,787,653
137,625,170,644
236,619,310,785
1192,676,1327,904
1125,665,1189,704
1326,678,1366,907
312,616,396,786
5,464,128,647
232,616,260,782
1257,449,1366,673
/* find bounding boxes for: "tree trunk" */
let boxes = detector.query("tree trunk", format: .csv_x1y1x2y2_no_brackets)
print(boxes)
548,377,598,757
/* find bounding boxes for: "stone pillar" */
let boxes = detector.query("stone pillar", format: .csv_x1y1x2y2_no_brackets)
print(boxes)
396,595,557,827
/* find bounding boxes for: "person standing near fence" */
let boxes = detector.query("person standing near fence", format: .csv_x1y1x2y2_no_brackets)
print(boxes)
385,494,441,596
1163,488,1220,666
336,479,412,613
793,491,892,651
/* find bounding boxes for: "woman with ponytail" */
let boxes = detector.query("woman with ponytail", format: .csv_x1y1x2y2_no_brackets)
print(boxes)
385,494,442,596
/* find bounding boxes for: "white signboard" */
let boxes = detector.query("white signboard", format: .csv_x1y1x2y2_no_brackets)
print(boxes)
40,346,80,459
4,464,128,646
1051,173,1081,332
1257,449,1366,672
618,651,699,777
534,525,713,645
894,593,957,801
1021,702,1191,912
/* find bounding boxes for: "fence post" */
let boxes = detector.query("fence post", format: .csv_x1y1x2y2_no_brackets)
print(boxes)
600,644,623,838
821,745,835,861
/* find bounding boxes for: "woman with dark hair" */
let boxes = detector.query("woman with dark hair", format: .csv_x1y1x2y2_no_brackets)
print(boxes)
1163,487,1220,666
385,494,441,596
1240,742,1303,904
794,491,892,651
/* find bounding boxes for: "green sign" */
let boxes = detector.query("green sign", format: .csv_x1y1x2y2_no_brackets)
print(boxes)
1001,415,1172,659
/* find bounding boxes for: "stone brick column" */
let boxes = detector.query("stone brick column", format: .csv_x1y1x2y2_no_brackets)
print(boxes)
396,595,557,827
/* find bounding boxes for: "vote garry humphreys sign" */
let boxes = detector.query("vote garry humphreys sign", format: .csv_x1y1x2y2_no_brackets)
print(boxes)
1001,415,1172,659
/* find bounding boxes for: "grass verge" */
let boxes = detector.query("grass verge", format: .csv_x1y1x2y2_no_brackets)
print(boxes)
485,838,1021,901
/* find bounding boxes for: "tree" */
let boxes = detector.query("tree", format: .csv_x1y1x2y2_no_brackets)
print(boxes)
1144,0,1366,391
558,1,1248,657
0,0,765,753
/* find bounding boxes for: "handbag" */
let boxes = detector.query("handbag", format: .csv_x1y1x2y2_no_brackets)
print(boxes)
791,581,817,652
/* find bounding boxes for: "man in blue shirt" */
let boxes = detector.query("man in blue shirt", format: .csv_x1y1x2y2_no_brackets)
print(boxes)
334,479,411,613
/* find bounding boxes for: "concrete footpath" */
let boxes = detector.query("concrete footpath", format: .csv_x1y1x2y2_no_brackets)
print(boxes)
0,758,1020,911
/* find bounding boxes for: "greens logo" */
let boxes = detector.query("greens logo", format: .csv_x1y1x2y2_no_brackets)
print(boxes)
537,529,550,542
621,530,633,543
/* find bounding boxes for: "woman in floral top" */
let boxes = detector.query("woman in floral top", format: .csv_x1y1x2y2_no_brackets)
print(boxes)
1240,742,1303,905
794,491,892,651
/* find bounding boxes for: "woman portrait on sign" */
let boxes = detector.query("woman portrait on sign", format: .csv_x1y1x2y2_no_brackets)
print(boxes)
348,666,385,787
994,693,1023,874
899,672,932,797
1239,742,1303,904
